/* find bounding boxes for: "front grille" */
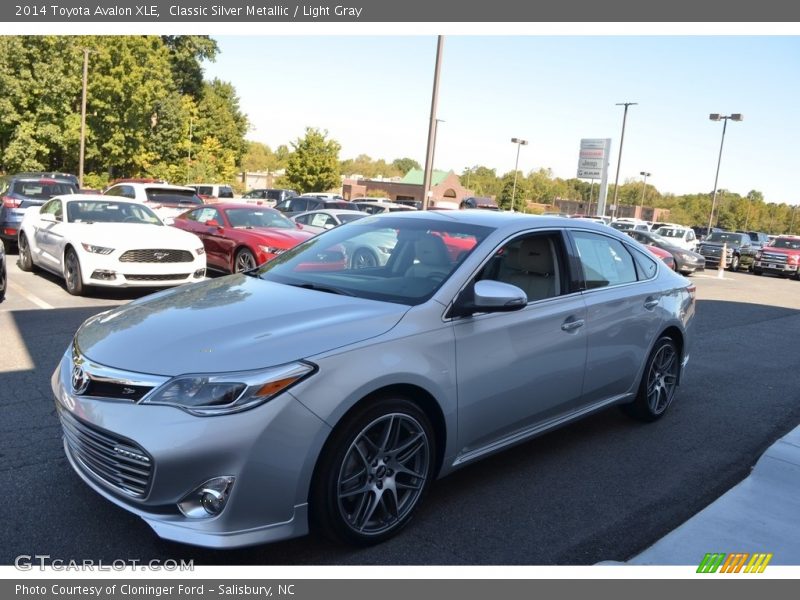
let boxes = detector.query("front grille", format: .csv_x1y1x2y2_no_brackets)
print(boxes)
84,379,153,402
59,408,152,498
123,273,190,281
119,249,194,263
760,252,788,265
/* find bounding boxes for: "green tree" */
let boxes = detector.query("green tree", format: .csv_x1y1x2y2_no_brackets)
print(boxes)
242,141,283,173
161,36,218,99
392,157,421,175
285,128,342,193
497,171,530,211
193,79,249,167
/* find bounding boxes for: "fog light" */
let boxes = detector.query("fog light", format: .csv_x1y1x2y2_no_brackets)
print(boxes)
177,476,234,518
90,269,117,280
193,268,206,278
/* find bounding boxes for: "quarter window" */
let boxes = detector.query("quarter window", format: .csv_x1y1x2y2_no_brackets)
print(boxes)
572,231,638,289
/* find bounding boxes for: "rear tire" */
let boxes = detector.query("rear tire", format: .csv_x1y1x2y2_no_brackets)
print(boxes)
623,336,680,422
311,397,436,546
17,233,34,272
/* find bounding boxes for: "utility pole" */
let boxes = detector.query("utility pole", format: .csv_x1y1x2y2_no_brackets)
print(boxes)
422,36,444,210
78,48,90,188
611,102,637,219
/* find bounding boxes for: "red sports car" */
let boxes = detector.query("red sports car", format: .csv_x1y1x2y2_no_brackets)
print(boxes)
172,203,316,273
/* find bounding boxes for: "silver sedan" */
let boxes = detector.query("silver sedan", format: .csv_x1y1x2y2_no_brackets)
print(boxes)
52,211,695,547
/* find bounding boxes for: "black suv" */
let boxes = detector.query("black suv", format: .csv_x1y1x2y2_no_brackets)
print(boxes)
738,230,771,250
698,231,756,271
0,174,78,246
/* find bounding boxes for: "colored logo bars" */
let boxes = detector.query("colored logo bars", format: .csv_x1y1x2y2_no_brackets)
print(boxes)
697,552,772,573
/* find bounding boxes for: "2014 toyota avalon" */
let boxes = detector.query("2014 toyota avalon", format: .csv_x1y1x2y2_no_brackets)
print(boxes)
52,211,695,548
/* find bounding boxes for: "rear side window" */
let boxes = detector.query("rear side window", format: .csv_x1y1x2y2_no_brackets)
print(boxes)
218,186,234,199
630,246,659,280
572,231,638,289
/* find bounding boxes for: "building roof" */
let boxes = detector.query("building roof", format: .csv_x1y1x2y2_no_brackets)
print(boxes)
400,169,451,186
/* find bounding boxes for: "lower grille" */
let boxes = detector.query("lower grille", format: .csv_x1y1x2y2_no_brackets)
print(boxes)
59,408,152,498
120,249,194,263
123,273,190,282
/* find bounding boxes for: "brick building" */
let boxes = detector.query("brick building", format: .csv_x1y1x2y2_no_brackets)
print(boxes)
342,169,473,209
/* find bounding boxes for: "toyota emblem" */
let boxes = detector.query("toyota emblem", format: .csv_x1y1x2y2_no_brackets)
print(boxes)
71,365,90,395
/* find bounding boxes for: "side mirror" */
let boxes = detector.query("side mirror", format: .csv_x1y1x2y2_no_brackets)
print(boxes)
295,222,303,230
323,223,335,230
206,219,221,228
448,280,527,318
40,214,56,223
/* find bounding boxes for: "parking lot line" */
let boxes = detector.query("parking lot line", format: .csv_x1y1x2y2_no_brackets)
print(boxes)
7,280,54,310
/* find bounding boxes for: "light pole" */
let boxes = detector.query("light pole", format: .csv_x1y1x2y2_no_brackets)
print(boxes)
639,171,651,213
791,206,797,235
611,102,637,219
510,137,528,212
707,113,743,235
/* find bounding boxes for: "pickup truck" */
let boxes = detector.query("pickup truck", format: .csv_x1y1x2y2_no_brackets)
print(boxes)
697,231,756,272
753,236,800,279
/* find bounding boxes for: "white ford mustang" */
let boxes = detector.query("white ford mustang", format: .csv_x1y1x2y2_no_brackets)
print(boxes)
17,195,207,295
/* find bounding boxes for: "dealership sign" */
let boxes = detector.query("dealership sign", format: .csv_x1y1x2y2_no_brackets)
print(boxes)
577,138,611,179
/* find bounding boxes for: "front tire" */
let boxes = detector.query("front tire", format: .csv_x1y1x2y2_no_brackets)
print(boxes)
234,248,257,273
351,247,378,269
63,247,85,296
311,397,436,546
728,254,740,272
623,336,680,422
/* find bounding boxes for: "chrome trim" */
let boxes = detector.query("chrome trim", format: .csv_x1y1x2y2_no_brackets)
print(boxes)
71,341,169,401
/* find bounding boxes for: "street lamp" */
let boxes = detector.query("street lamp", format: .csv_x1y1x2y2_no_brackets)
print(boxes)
639,171,651,211
510,137,528,212
78,48,92,188
707,113,743,235
611,102,637,219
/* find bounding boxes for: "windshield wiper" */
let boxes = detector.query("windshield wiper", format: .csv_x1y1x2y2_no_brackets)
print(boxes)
289,282,355,296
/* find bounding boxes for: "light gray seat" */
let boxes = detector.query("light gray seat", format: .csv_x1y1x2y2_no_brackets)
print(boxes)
405,234,451,279
505,237,558,302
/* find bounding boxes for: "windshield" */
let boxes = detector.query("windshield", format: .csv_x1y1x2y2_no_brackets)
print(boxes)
255,216,493,306
224,207,295,229
67,201,162,225
772,238,800,250
13,180,77,199
145,188,202,205
706,232,745,245
610,222,635,231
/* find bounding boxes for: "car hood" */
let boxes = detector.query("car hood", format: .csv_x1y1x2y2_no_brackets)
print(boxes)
75,275,409,375
761,247,800,256
243,227,315,247
67,223,201,249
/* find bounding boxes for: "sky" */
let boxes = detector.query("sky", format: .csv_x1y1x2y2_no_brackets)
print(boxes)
202,36,800,205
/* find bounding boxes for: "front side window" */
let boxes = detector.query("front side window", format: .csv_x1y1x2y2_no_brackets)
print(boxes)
41,199,63,220
480,233,564,303
572,231,638,289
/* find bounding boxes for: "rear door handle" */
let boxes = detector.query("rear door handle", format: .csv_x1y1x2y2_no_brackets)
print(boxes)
644,296,660,310
561,318,585,332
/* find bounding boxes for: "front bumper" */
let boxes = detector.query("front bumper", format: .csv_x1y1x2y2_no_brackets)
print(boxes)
51,350,330,548
79,249,207,288
754,260,799,275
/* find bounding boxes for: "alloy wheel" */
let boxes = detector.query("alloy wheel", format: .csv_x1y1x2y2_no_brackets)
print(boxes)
235,250,256,272
646,342,679,415
336,413,430,536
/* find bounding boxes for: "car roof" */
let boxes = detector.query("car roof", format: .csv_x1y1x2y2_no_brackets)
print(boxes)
108,182,197,192
292,209,365,218
203,202,281,212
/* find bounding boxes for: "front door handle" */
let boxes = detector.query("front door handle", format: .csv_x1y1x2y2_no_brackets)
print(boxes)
644,296,660,310
561,318,585,332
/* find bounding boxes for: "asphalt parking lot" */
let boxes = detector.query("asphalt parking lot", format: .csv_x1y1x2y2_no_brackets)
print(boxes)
2,253,799,566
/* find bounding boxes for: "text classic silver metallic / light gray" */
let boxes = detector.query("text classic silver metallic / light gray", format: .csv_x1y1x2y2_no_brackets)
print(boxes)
52,211,695,547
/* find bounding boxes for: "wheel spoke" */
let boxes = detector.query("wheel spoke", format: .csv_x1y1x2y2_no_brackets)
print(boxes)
378,415,396,452
354,490,382,531
382,485,399,520
395,479,423,491
338,482,372,500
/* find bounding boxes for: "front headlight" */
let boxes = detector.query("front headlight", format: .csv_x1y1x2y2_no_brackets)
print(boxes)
143,361,315,416
259,245,284,255
81,243,114,255
676,251,694,262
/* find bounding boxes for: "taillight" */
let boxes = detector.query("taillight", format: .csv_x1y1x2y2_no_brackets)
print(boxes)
686,284,697,301
2,195,21,208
